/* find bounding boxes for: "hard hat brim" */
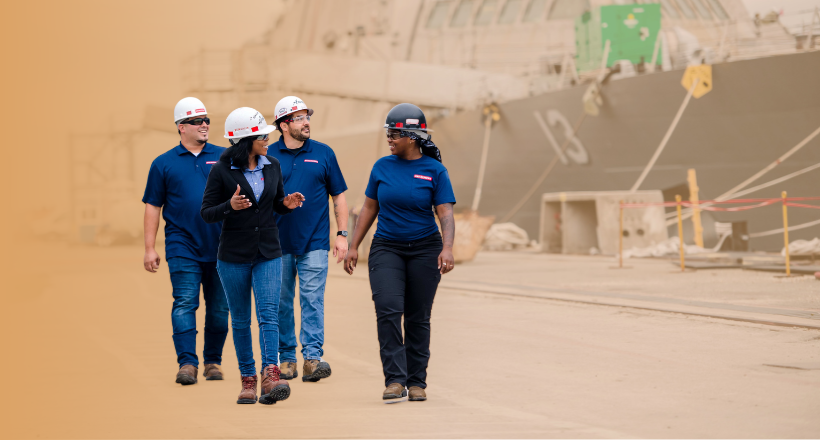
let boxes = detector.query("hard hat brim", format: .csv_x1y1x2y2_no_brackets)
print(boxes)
278,108,314,120
224,124,276,139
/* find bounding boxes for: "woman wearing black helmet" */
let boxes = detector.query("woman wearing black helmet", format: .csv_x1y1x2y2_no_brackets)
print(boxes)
344,103,456,403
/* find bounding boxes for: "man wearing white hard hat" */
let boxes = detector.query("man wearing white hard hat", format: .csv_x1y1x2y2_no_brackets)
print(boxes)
201,107,305,405
142,97,229,386
269,96,348,382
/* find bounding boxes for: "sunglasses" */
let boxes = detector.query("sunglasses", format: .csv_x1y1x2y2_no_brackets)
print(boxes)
255,133,269,141
181,117,210,126
386,130,407,140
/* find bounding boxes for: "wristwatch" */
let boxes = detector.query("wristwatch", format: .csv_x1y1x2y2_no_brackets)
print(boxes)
337,231,348,237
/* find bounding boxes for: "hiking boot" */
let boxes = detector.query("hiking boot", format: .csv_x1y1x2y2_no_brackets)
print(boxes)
203,364,223,381
302,359,332,382
280,361,298,380
259,365,291,405
408,386,427,401
175,365,198,385
237,375,258,404
383,383,407,403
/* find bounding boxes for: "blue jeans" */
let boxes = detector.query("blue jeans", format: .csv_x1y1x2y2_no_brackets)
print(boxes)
167,257,229,368
217,255,282,377
278,250,329,363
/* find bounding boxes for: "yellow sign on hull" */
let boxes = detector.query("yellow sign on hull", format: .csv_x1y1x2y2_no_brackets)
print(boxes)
681,64,713,98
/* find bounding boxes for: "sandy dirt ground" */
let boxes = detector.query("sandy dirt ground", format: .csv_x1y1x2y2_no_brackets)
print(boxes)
3,242,820,438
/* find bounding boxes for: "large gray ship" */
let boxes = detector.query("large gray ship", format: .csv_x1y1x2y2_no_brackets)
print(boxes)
73,0,820,251
435,50,820,252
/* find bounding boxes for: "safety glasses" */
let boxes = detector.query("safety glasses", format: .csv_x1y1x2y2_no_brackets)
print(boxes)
181,117,210,126
386,130,407,140
284,114,311,124
255,133,269,141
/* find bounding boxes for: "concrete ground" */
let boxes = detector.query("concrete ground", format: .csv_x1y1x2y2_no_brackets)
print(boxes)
3,242,820,438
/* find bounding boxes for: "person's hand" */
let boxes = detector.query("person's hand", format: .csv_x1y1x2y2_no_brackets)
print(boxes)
438,247,454,274
144,248,161,273
230,185,252,210
333,234,349,263
344,249,358,275
283,192,305,209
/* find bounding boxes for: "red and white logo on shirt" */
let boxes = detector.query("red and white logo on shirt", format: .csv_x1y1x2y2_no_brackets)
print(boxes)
304,159,319,163
414,174,432,181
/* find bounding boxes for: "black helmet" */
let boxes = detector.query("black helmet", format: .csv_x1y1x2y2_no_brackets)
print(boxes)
384,103,427,131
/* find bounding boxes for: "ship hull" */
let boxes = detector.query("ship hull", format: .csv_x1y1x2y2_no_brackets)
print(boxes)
429,51,820,251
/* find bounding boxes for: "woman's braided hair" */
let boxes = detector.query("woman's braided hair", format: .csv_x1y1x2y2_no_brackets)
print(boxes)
403,131,442,163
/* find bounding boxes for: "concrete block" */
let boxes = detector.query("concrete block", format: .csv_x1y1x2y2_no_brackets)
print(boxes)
540,190,668,255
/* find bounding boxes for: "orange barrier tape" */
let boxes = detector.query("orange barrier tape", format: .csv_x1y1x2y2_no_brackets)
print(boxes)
621,197,820,209
785,202,820,210
698,199,781,212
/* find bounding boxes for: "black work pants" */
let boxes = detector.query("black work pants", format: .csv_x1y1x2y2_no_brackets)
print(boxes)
368,232,442,389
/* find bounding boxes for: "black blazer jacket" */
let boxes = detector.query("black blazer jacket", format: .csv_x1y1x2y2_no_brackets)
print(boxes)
201,156,293,263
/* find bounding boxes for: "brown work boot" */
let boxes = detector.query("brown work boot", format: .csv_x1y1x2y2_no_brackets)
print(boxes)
259,365,291,405
383,383,407,403
175,365,198,385
203,364,223,381
237,375,258,404
408,386,427,401
302,359,332,382
280,361,298,380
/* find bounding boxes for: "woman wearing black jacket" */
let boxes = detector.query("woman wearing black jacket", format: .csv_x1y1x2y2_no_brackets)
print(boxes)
201,107,304,405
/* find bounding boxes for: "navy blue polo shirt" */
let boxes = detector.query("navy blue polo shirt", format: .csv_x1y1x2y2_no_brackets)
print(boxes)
269,136,347,255
365,155,456,241
142,142,225,262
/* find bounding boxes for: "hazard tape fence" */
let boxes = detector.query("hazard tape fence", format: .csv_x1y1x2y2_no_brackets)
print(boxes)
618,193,820,275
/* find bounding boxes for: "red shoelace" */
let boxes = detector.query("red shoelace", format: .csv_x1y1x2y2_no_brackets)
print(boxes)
241,377,256,389
264,366,281,381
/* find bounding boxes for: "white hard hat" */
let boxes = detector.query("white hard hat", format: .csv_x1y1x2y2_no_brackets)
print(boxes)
224,107,276,142
174,97,207,124
274,96,314,121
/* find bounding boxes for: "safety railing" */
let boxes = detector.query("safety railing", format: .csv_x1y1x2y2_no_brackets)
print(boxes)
618,193,820,275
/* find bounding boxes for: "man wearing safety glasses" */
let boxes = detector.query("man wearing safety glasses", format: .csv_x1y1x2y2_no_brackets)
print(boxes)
269,96,348,383
142,97,230,386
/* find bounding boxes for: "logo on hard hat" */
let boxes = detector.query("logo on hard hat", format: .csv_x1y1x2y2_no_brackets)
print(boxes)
195,108,205,113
